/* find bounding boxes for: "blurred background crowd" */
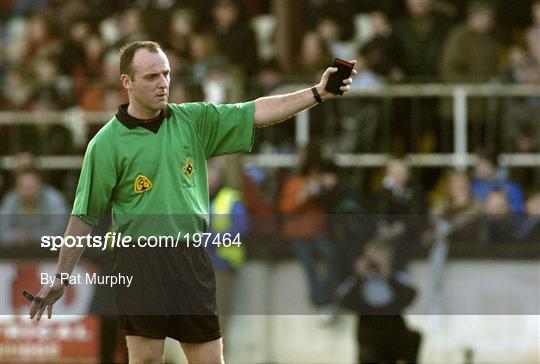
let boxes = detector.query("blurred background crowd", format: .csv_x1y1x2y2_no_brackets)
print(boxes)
1,0,539,238
1,0,540,153
1,0,539,363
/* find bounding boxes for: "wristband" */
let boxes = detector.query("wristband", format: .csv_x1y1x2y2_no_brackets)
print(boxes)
311,86,324,104
55,273,69,287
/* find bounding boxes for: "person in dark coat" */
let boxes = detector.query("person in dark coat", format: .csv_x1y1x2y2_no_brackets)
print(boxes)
210,0,259,76
439,1,501,150
317,160,370,285
392,0,452,81
338,238,421,364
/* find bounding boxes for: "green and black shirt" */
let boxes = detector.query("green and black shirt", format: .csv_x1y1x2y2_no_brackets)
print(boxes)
72,102,255,238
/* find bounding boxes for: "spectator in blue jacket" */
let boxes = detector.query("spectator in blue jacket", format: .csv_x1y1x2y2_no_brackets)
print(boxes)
1,169,68,246
471,151,525,214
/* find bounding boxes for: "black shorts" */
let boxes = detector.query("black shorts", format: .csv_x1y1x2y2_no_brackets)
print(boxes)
120,315,221,343
111,245,220,342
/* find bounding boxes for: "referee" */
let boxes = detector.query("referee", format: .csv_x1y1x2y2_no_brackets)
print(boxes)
29,41,355,363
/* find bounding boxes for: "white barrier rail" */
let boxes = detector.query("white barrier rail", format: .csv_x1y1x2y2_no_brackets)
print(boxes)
1,84,539,169
0,153,538,170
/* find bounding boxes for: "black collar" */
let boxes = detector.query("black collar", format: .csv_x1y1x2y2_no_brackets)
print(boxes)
115,103,171,133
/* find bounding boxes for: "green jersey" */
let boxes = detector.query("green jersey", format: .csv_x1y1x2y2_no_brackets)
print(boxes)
72,101,255,238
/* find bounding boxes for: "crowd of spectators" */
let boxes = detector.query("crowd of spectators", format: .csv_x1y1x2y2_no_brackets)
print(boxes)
1,0,538,153
272,144,537,362
0,0,540,242
0,4,537,359
0,0,538,250
1,1,539,103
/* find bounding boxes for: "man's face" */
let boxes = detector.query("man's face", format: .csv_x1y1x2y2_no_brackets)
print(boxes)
448,174,470,201
213,1,237,28
474,158,496,179
485,191,509,215
469,9,494,33
406,0,433,17
17,173,41,205
122,48,171,114
386,160,410,187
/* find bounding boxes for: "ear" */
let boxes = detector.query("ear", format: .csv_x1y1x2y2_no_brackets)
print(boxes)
120,74,132,90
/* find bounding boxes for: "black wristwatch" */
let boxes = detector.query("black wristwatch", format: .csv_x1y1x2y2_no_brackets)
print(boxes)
311,86,324,104
55,273,69,287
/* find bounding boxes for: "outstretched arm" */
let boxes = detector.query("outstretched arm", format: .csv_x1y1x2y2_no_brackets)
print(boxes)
29,216,92,321
253,61,357,127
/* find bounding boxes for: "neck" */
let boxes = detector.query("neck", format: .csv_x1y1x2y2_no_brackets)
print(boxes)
127,102,161,120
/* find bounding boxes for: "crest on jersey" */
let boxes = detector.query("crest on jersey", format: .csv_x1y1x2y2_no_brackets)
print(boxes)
182,159,194,179
134,175,153,193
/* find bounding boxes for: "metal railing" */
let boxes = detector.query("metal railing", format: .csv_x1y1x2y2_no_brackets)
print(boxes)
1,84,539,170
273,83,540,170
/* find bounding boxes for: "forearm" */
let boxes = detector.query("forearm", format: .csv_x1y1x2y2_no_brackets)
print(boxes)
55,216,93,275
253,62,356,127
253,85,326,127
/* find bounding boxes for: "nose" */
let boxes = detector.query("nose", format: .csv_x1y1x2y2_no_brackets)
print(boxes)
158,74,169,89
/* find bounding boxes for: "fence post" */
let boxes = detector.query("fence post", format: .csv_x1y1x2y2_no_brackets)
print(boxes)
65,108,87,149
296,110,309,148
453,87,468,171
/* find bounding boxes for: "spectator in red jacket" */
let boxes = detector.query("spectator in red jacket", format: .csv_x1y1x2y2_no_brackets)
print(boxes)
279,144,335,306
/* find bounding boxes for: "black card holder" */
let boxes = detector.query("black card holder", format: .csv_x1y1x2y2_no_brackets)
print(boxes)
325,58,354,96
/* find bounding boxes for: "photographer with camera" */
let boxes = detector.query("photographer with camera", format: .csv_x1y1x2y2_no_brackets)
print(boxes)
337,238,421,364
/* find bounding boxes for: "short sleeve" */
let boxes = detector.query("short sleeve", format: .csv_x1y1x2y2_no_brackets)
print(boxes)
71,135,117,225
192,101,255,158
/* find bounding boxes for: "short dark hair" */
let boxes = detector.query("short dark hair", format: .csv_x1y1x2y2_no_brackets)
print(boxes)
119,41,162,78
